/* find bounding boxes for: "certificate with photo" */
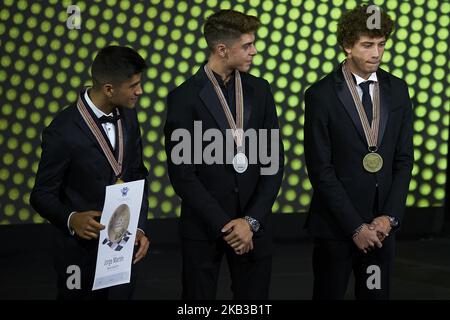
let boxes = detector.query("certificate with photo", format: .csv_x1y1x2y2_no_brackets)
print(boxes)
92,179,145,291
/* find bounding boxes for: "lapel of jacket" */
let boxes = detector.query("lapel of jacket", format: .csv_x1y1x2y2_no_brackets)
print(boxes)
197,67,229,134
241,72,254,130
333,64,367,145
197,66,255,133
73,99,129,166
116,108,129,165
376,69,391,146
73,103,103,153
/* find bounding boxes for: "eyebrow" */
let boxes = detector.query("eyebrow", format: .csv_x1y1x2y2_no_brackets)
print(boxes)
129,80,140,88
361,41,386,45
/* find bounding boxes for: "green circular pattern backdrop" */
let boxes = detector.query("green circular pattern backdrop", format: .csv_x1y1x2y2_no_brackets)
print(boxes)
0,0,449,224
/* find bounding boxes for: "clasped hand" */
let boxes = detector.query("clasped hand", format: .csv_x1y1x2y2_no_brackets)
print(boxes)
222,218,254,255
353,216,392,253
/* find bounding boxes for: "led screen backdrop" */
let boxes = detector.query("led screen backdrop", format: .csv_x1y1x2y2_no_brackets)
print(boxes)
0,0,448,224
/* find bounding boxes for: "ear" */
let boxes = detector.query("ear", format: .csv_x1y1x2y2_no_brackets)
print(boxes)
102,83,114,98
343,46,352,56
216,43,227,58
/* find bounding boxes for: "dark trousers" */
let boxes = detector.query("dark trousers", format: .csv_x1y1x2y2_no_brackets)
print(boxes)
54,230,139,300
312,235,395,300
56,262,139,300
181,237,272,300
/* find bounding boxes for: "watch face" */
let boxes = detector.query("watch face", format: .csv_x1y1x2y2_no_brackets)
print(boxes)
251,220,260,232
245,217,259,232
389,217,398,227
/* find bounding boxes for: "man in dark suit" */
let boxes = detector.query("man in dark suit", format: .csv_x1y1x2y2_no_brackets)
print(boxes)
30,46,150,299
304,5,413,300
164,10,284,299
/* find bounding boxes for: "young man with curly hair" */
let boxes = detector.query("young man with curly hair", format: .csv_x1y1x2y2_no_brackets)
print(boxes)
304,5,413,299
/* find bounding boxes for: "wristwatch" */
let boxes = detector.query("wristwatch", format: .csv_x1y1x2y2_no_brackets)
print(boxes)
244,216,260,233
387,216,399,228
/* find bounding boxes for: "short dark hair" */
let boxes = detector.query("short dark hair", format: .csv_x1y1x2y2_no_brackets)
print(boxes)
91,46,148,87
337,4,394,51
203,10,261,51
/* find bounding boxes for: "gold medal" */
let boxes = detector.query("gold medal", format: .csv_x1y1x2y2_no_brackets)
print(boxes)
363,152,383,173
342,62,384,174
115,178,125,184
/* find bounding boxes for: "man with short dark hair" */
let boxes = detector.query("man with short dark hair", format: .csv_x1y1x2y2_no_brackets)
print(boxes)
304,5,413,299
164,10,284,299
31,45,150,299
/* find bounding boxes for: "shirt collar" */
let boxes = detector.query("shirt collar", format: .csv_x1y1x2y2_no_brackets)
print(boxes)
212,69,235,87
84,89,113,118
352,72,378,86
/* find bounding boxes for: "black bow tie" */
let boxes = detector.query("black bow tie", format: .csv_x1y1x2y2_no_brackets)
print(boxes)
99,115,120,124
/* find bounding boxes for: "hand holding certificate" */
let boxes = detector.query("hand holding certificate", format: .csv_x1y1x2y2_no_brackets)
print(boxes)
92,179,145,291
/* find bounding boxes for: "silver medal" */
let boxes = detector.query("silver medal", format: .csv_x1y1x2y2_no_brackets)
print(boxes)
233,152,248,173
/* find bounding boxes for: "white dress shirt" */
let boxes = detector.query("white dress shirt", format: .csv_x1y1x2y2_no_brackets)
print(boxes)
352,72,378,103
68,92,145,236
84,89,116,149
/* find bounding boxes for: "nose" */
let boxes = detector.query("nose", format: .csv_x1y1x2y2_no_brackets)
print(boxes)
372,46,381,59
135,84,143,96
250,44,257,56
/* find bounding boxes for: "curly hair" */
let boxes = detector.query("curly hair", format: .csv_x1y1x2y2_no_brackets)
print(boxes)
204,10,260,51
337,4,394,51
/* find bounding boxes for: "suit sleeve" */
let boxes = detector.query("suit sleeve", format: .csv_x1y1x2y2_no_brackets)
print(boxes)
130,109,149,232
243,80,284,229
381,80,414,225
30,123,74,234
304,87,364,237
164,90,231,239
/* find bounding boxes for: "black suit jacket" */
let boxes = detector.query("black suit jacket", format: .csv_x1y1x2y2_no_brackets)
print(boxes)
164,66,284,243
304,64,413,240
30,100,149,243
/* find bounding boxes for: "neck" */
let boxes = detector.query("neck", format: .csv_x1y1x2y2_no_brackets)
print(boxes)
89,88,115,115
207,55,234,84
346,58,372,80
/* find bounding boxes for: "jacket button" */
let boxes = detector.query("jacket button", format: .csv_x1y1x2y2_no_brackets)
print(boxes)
233,187,239,193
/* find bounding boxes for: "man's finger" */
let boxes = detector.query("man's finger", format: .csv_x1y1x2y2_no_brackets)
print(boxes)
88,219,105,230
85,225,100,234
229,240,242,248
223,232,239,242
133,239,149,264
84,231,98,239
221,221,236,233
78,232,91,240
90,211,102,217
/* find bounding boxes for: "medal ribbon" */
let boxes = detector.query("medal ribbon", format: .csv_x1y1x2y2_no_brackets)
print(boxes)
204,64,244,151
342,60,381,150
76,90,124,179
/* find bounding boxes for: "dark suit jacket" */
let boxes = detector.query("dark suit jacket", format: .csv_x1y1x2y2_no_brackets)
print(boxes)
304,64,413,240
164,66,284,244
30,98,148,284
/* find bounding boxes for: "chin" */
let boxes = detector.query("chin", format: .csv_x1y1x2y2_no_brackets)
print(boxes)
238,65,251,73
367,64,380,72
124,102,137,109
